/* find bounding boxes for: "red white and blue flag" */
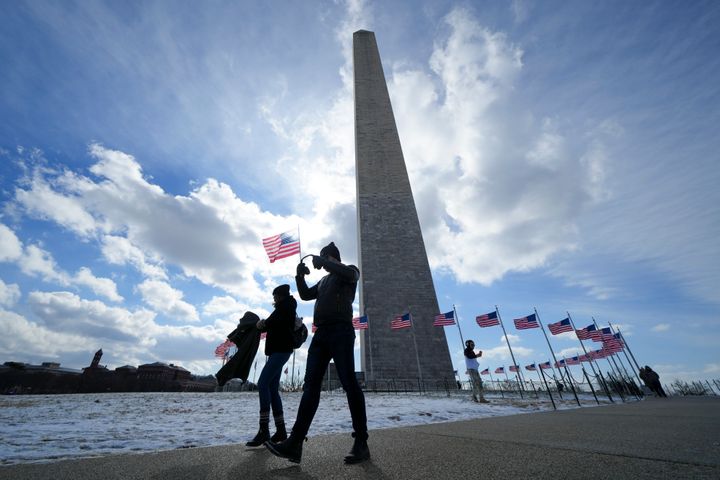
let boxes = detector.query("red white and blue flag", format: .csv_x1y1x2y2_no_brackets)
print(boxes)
548,318,573,335
593,327,614,342
509,365,519,372
481,368,490,375
433,311,455,326
391,313,412,330
565,356,581,365
495,367,505,374
555,359,567,368
262,230,301,263
214,339,234,358
476,311,500,327
513,313,539,330
576,324,600,340
352,315,369,330
525,363,537,371
539,361,552,370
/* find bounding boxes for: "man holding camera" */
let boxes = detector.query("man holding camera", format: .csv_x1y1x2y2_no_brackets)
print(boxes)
264,242,369,464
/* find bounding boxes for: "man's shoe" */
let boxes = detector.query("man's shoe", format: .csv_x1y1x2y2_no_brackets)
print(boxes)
265,435,305,464
246,426,270,447
344,434,370,464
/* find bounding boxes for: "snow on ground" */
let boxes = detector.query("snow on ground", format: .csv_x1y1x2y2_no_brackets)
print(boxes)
0,391,612,465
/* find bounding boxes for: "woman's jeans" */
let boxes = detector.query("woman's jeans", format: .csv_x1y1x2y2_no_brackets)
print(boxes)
257,351,292,413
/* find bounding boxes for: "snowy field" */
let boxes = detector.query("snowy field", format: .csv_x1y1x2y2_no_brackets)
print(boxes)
0,391,610,465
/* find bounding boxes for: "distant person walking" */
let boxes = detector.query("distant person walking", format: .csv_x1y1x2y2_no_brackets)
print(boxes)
643,365,668,398
464,340,487,403
265,242,369,464
246,284,297,447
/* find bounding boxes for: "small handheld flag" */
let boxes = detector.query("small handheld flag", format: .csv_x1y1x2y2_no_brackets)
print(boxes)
262,230,301,263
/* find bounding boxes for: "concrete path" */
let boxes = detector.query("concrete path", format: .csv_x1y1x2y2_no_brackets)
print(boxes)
1,396,718,479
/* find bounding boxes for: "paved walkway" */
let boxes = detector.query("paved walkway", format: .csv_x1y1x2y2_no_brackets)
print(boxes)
1,396,718,479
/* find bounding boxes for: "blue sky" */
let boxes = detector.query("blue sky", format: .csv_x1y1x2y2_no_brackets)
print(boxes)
1,0,718,384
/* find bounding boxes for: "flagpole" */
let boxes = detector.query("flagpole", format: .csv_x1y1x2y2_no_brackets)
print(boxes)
496,306,524,398
590,317,623,382
452,304,466,351
567,311,614,403
488,369,503,398
408,308,424,391
534,307,569,389
291,351,296,387
592,317,636,390
537,363,556,410
608,322,642,373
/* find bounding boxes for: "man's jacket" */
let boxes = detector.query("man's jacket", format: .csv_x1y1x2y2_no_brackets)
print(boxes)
296,259,359,327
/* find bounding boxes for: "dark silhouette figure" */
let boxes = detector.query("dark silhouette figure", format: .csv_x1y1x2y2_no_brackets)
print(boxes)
216,312,261,387
265,242,369,464
642,366,667,397
246,285,297,447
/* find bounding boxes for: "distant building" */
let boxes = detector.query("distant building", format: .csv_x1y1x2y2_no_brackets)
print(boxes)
0,361,81,394
0,351,216,394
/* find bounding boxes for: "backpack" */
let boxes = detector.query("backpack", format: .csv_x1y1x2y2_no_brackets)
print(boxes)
292,316,308,349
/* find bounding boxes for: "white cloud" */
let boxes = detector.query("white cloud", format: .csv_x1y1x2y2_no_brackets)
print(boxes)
101,235,167,280
14,169,98,237
136,280,199,323
1,291,233,371
651,323,670,332
0,279,21,307
258,6,610,287
0,223,23,261
557,347,584,359
704,363,720,374
19,244,69,285
73,267,123,303
0,308,89,357
202,295,250,318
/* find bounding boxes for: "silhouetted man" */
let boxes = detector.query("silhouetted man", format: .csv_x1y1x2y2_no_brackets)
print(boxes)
265,242,369,464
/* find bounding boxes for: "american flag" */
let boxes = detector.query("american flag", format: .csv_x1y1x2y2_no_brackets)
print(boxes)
565,356,581,365
214,339,234,358
433,310,455,326
593,327,614,342
480,368,490,375
554,359,566,368
509,365,519,372
604,332,624,347
539,361,552,370
391,313,412,330
495,367,504,374
579,354,592,362
525,363,537,371
575,324,599,340
513,313,539,330
548,318,573,335
476,311,500,327
589,349,606,359
352,315,369,330
262,230,301,263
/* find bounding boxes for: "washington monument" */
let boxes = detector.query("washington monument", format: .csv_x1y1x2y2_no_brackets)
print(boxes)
353,30,455,388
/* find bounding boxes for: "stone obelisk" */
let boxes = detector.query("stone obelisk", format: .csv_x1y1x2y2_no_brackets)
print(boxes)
354,30,455,388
